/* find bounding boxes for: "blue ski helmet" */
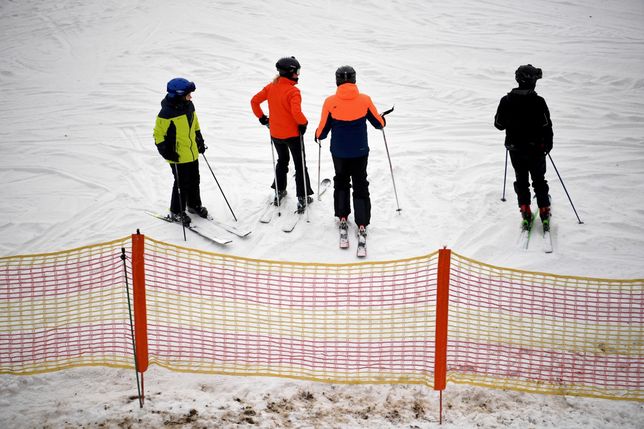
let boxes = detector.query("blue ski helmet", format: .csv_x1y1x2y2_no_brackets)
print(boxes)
166,78,196,97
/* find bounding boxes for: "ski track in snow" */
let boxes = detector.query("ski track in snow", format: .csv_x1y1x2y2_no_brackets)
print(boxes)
1,0,643,427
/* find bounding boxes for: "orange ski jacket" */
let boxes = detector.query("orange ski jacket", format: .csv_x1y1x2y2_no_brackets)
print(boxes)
315,83,385,158
251,77,308,139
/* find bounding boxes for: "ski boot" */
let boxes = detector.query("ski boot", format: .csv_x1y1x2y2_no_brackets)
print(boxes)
520,204,533,231
188,205,209,219
296,196,314,214
539,206,551,232
169,211,191,226
273,189,287,206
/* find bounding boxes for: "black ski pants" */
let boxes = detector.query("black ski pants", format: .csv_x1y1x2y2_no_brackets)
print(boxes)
169,160,202,214
509,150,549,208
272,136,313,197
332,155,370,226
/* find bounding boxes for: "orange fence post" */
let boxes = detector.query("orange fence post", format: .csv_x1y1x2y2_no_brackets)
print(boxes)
434,247,451,389
131,233,149,377
434,247,451,423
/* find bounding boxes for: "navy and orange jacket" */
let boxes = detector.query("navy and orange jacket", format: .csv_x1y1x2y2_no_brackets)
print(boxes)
251,77,307,139
315,83,385,158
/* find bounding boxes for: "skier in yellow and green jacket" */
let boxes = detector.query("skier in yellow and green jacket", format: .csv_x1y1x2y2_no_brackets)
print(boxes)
153,77,207,225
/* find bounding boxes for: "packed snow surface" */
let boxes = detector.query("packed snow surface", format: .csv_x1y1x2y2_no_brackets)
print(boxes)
1,0,643,427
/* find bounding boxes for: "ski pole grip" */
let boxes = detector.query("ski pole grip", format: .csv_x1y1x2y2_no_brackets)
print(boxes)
381,106,395,116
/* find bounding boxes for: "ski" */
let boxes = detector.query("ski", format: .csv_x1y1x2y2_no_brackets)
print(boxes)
145,211,232,245
262,179,330,226
259,192,288,224
339,221,349,249
281,212,302,233
259,201,278,223
518,213,536,250
542,219,553,253
192,212,252,237
318,178,332,199
356,227,367,258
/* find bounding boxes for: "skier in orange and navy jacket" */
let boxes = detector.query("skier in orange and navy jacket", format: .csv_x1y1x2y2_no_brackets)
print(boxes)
251,56,313,211
315,66,386,232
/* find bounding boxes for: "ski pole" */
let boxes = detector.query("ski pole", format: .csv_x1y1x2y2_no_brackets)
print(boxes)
172,163,187,241
201,152,238,222
381,129,402,213
270,137,282,217
120,248,143,408
501,148,508,202
316,138,322,201
299,133,310,222
548,153,583,224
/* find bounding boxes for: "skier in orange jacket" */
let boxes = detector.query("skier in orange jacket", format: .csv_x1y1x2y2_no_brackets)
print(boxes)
251,56,313,212
315,66,386,239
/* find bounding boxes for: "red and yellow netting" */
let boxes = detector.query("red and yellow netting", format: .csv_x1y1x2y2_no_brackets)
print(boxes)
0,237,133,374
1,235,642,401
142,237,439,385
447,253,643,400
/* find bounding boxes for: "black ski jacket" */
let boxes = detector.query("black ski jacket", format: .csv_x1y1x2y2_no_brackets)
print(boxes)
494,89,553,154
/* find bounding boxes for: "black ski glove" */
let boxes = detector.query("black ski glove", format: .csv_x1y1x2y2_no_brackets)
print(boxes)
259,115,269,127
157,121,179,162
196,130,206,154
544,141,553,155
298,122,308,136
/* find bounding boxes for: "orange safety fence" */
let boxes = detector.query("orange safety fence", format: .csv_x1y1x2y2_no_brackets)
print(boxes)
0,234,642,402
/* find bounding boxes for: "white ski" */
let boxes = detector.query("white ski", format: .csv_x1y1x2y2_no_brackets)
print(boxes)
542,218,553,253
318,178,332,199
340,226,349,249
356,235,367,258
356,226,367,258
281,212,302,233
518,214,536,250
200,214,252,237
543,230,553,253
145,211,232,245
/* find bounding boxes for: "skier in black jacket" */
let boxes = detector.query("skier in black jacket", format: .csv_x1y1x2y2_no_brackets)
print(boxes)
495,64,553,227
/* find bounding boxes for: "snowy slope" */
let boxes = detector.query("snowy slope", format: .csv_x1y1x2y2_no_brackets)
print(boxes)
1,0,643,427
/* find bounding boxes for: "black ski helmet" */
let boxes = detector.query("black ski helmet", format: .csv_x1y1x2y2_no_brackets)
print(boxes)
276,56,301,77
166,77,196,97
515,64,542,87
335,65,356,86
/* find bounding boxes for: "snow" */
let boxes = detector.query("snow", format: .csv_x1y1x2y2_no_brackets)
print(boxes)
1,0,643,427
